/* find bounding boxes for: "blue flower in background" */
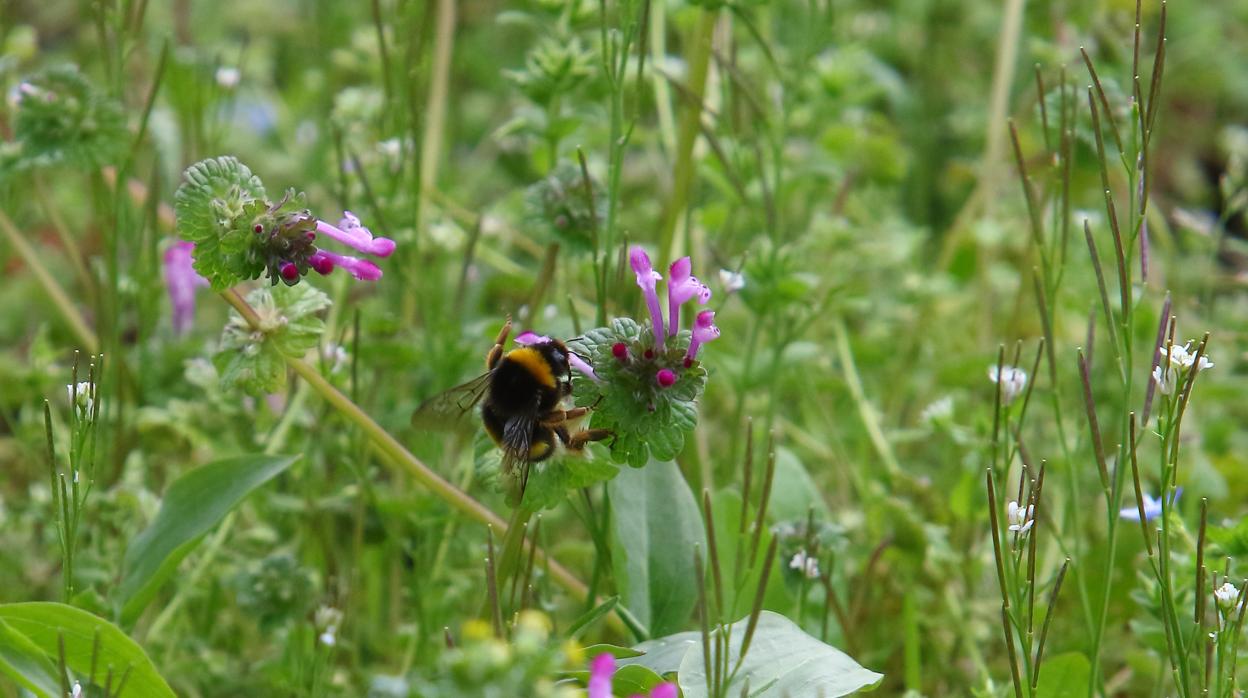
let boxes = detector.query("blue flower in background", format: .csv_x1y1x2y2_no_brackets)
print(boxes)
1119,487,1181,521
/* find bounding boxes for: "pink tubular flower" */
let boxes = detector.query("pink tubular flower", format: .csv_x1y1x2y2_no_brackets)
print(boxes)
163,240,209,335
569,352,601,382
685,310,720,364
588,653,614,698
315,211,396,257
309,250,381,281
629,246,665,349
667,256,711,337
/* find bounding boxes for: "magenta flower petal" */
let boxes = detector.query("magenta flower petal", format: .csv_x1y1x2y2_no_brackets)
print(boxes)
667,256,711,337
514,331,552,346
649,684,678,698
317,250,382,281
629,245,665,349
163,240,209,335
588,653,615,698
685,309,720,363
569,352,601,382
315,211,397,257
308,252,335,275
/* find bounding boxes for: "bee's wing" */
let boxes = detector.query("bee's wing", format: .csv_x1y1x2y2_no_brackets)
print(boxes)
410,373,492,431
499,412,537,493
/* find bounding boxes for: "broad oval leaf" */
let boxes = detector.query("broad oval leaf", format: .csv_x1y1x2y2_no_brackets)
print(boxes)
1035,652,1091,698
0,603,174,698
768,447,830,522
0,618,60,697
608,459,705,638
676,612,882,697
117,453,300,624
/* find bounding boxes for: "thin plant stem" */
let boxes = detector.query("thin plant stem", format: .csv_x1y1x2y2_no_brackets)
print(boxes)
0,210,99,353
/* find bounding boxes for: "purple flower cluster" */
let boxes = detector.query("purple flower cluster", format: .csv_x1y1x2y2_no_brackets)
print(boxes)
307,211,397,281
162,210,393,334
628,246,720,386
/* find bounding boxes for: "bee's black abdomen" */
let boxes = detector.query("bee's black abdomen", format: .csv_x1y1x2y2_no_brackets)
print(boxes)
481,401,507,449
489,344,568,416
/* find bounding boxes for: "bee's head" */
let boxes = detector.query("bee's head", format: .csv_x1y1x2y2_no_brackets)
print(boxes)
541,339,571,378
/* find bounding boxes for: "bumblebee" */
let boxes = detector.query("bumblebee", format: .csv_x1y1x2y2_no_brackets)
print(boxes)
411,318,611,492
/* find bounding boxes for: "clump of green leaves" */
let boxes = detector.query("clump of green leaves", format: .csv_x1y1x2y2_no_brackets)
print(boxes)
215,283,330,395
174,156,320,289
232,552,317,630
570,318,708,468
524,162,603,253
0,64,127,178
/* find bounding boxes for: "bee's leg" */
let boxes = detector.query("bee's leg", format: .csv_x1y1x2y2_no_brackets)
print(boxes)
561,428,614,452
485,316,513,370
539,406,593,427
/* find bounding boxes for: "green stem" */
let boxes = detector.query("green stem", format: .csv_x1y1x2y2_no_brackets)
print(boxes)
658,7,717,262
0,210,99,353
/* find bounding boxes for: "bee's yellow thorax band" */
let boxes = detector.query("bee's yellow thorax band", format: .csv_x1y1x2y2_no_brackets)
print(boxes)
508,347,557,389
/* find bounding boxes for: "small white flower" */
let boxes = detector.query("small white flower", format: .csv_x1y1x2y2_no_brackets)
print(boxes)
718,269,745,294
788,550,820,580
72,470,79,484
1152,365,1174,396
315,605,343,630
920,396,954,424
66,382,94,414
1167,341,1214,373
1215,581,1239,610
71,681,82,698
322,344,349,374
215,66,240,89
315,605,343,647
988,365,1028,405
1006,500,1034,534
377,138,402,159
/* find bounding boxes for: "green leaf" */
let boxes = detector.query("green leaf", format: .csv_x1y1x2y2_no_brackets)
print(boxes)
0,603,174,697
768,448,830,522
569,317,708,468
215,283,331,395
612,664,669,694
1035,652,1091,698
0,619,60,698
580,643,644,660
567,597,620,639
8,65,127,173
621,631,699,676
117,454,300,625
521,450,619,511
174,156,268,289
675,611,883,697
561,664,669,695
608,459,705,638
